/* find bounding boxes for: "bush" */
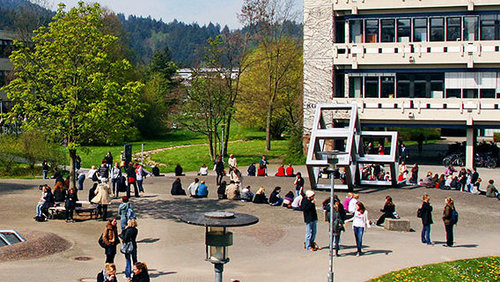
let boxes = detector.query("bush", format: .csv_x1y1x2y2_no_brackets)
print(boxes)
283,126,306,164
397,128,441,141
494,132,500,143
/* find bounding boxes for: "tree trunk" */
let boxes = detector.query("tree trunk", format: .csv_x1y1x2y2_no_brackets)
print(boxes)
69,149,77,190
224,114,232,157
208,133,215,161
265,104,273,151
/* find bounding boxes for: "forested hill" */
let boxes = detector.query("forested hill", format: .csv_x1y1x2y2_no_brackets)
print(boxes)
0,0,302,67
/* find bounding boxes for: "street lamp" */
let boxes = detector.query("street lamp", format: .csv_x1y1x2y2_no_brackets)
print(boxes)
181,211,259,282
320,150,347,282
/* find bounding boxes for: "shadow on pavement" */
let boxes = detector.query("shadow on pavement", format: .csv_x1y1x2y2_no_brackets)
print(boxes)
0,182,36,194
148,269,177,278
341,249,393,257
134,198,239,221
433,241,478,248
137,238,160,244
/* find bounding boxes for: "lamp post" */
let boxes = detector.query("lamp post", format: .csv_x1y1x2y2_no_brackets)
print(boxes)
321,150,347,282
220,124,226,160
181,211,259,282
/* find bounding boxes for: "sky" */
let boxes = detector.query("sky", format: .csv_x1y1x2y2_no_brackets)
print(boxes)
44,0,303,29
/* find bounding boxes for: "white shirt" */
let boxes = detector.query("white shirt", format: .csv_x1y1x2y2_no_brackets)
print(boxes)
86,169,96,179
228,157,237,168
347,210,370,228
199,167,208,175
187,182,199,196
348,198,358,213
291,195,303,209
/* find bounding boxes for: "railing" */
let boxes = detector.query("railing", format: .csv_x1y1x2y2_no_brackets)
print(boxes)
334,41,500,67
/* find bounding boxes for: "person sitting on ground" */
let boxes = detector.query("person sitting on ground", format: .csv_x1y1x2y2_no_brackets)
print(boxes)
247,163,256,176
229,168,242,185
397,173,406,185
384,171,391,181
187,178,200,197
195,180,208,198
291,188,304,211
131,262,150,282
171,178,186,196
282,191,294,208
472,178,482,194
257,164,267,177
198,164,209,176
217,181,227,199
437,174,446,189
174,164,184,176
444,166,456,176
275,165,286,177
431,174,439,187
225,180,240,200
152,165,160,177
269,186,283,206
240,185,254,202
286,164,295,177
422,172,434,188
97,263,117,282
53,181,67,203
376,196,397,226
486,179,499,198
253,187,268,204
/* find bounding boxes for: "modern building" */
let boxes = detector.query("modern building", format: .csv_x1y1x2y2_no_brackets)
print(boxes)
304,0,500,167
0,30,15,115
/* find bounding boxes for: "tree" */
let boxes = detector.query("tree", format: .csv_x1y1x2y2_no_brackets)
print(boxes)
236,38,303,143
239,0,300,150
3,3,144,189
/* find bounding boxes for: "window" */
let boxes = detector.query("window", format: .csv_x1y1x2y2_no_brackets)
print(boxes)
364,77,379,98
365,20,379,43
397,74,410,98
381,19,395,42
0,71,6,87
335,20,346,43
350,20,363,43
481,89,495,98
397,19,411,42
480,15,497,40
414,77,428,98
349,77,363,98
446,89,461,98
447,17,461,41
413,18,428,42
381,77,395,98
430,18,444,41
463,17,478,41
463,89,478,98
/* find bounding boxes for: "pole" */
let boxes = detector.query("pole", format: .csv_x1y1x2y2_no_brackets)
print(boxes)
214,263,223,282
328,168,335,282
141,143,144,164
221,125,225,160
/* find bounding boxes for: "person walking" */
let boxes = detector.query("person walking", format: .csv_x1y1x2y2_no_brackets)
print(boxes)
92,178,112,221
419,194,433,245
443,197,456,247
118,196,133,231
323,197,346,256
301,190,318,251
135,163,152,194
111,162,122,198
214,156,225,185
345,201,371,256
122,219,138,280
42,159,49,179
102,218,119,263
126,162,139,198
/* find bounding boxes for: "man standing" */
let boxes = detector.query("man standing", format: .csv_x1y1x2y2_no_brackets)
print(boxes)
419,194,433,245
301,190,318,251
399,143,409,163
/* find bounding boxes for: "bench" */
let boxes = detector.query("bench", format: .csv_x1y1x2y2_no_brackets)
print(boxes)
48,206,66,218
384,218,411,232
75,206,98,219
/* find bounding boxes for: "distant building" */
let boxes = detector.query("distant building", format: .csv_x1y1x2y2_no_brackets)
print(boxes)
175,68,239,85
303,0,500,167
0,30,15,114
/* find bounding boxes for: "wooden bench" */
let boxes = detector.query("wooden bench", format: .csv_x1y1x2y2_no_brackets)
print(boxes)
48,206,66,218
75,206,98,219
384,218,411,232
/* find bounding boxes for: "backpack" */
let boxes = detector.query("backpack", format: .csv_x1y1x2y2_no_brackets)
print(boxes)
92,171,98,182
126,208,136,220
451,210,459,225
417,208,422,218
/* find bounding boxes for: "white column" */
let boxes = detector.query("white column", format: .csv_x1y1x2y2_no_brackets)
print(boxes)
466,128,474,168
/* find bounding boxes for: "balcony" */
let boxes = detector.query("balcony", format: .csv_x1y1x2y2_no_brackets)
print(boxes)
334,40,500,68
332,0,500,13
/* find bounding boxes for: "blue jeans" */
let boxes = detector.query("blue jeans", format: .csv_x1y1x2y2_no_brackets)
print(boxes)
137,179,144,193
305,220,317,249
121,216,128,231
112,178,120,196
125,249,138,278
421,224,431,244
78,175,85,190
43,170,48,179
353,226,364,253
36,202,44,216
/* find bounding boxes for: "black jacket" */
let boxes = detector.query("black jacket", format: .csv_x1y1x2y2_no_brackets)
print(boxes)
171,181,186,195
420,201,433,225
301,197,318,223
253,193,268,204
132,271,150,282
381,203,396,217
215,161,224,174
123,226,138,250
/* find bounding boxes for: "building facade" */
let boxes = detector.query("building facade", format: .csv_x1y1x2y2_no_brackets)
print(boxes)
304,0,500,167
0,30,15,114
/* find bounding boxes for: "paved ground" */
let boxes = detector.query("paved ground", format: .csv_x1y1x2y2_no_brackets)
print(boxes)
0,164,499,282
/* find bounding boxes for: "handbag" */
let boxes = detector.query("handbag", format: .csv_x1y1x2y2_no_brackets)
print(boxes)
98,234,107,248
120,241,134,254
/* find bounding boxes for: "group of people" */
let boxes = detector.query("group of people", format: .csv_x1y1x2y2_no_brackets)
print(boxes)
418,194,458,247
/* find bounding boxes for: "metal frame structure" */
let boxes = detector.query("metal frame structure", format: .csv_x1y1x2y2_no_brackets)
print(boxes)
306,103,398,190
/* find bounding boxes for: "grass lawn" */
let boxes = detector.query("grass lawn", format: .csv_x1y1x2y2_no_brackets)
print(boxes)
371,256,500,282
150,139,289,173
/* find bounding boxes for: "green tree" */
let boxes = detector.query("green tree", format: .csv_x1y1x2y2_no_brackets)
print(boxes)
3,2,144,188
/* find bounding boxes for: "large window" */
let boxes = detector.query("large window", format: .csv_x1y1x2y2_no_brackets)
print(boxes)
447,17,461,41
430,18,444,41
480,15,498,40
463,89,478,98
446,89,461,98
397,74,411,98
381,19,395,42
381,77,395,98
413,18,428,42
463,17,478,41
365,20,379,43
364,77,379,98
397,19,411,42
349,77,363,98
350,20,363,43
481,89,495,98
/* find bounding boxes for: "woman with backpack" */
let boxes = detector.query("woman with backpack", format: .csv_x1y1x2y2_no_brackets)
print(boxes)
442,197,456,247
122,219,138,280
118,196,133,231
323,196,346,256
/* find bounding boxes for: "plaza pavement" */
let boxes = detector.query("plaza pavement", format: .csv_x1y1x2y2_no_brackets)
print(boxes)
0,164,499,282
